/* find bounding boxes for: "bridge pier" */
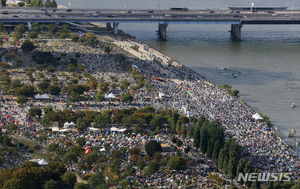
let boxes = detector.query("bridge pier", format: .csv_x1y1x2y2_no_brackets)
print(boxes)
106,23,112,31
113,23,119,35
231,24,243,41
158,23,168,40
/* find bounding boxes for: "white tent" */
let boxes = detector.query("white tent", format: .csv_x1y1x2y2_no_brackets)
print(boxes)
63,122,70,129
52,127,60,131
111,127,126,132
41,93,50,99
100,148,106,151
252,113,264,120
69,122,75,126
34,93,42,99
105,93,116,99
88,127,101,131
158,92,165,98
38,159,48,165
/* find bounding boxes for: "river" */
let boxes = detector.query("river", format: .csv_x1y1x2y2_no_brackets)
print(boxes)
57,0,300,141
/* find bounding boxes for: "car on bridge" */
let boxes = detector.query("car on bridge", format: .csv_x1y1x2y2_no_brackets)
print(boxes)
2,10,8,14
148,11,154,13
228,10,233,13
285,14,291,17
66,9,72,12
13,15,19,17
232,15,239,17
35,15,41,17
92,13,98,17
267,11,275,13
165,14,171,17
95,11,101,14
272,14,279,17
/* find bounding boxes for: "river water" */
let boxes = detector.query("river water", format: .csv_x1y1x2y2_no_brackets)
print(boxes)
58,0,300,140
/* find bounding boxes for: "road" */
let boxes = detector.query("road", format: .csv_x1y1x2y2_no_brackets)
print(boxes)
1,8,300,20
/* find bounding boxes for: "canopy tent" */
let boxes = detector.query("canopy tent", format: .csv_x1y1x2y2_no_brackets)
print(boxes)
111,127,126,132
88,127,101,131
69,121,75,126
38,159,48,165
41,93,50,99
52,127,60,131
105,93,116,99
100,148,105,151
34,94,42,99
63,122,70,128
158,92,165,98
252,113,264,120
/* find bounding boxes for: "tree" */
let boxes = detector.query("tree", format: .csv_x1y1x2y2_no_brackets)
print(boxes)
76,118,89,130
145,140,162,157
45,0,51,7
137,156,145,170
2,179,24,189
6,123,18,131
96,90,105,102
128,147,141,156
84,152,98,164
1,0,6,7
12,31,22,43
50,0,57,7
18,1,25,6
121,116,134,129
70,145,84,157
61,172,77,189
97,82,110,92
120,93,134,102
88,174,105,188
67,64,75,72
38,79,51,93
21,40,36,51
181,124,186,139
63,151,77,164
168,156,187,170
15,24,26,34
94,115,106,129
104,46,111,53
120,179,129,189
74,183,88,189
48,24,58,34
47,161,67,181
17,95,27,105
48,85,61,95
150,115,164,130
44,180,57,189
76,137,86,147
85,33,99,46
0,22,5,32
30,23,41,33
193,126,200,149
71,34,79,42
76,161,87,171
28,32,38,40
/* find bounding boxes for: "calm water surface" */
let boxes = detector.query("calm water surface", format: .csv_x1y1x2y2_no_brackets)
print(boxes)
58,0,300,140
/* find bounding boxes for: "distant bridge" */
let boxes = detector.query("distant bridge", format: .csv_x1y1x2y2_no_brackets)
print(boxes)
1,8,300,40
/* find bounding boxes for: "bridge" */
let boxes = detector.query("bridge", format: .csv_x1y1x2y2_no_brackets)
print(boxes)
1,8,300,40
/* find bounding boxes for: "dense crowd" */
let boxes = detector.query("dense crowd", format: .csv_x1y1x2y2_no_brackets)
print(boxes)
0,29,299,188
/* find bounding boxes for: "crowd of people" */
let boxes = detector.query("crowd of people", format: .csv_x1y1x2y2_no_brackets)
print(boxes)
0,27,299,188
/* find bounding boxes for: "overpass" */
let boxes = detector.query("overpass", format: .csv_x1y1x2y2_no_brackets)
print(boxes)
1,8,300,40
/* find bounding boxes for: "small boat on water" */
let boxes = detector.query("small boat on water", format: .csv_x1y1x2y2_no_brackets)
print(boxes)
291,103,296,108
152,76,164,82
232,74,237,78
